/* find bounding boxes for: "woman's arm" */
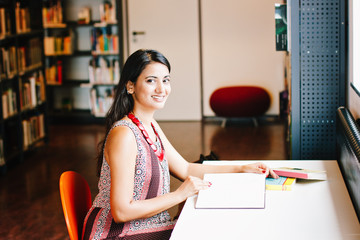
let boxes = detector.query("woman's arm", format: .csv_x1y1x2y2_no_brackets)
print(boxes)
106,126,209,223
153,122,278,180
187,161,278,178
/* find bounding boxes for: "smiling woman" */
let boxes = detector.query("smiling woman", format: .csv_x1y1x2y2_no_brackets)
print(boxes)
82,49,277,240
126,61,171,111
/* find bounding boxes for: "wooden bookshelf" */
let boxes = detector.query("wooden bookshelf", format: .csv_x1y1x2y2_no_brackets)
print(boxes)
42,0,123,122
0,0,48,173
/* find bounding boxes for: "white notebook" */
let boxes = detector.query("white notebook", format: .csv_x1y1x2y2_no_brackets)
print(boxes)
195,173,266,209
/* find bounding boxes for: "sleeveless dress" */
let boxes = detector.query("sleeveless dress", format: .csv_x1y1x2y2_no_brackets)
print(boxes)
82,120,175,240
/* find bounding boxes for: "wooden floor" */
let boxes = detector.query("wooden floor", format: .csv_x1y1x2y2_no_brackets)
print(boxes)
0,119,287,239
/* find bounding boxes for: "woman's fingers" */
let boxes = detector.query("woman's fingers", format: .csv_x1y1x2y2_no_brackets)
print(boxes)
248,162,279,178
268,168,279,178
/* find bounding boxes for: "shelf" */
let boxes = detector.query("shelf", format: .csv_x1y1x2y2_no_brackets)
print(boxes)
43,23,67,29
18,63,43,76
45,21,118,29
47,79,90,87
45,50,92,57
16,29,44,38
93,21,118,27
3,112,20,121
45,52,73,57
20,102,47,116
74,50,92,56
0,29,43,44
23,136,47,152
66,21,96,27
1,73,17,81
0,0,50,173
44,0,123,121
48,109,105,124
91,51,119,56
80,83,117,88
0,34,17,44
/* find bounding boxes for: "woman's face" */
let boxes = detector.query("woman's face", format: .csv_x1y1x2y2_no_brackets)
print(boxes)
128,62,171,112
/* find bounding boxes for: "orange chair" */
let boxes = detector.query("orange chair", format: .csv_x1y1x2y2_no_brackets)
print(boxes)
59,171,92,240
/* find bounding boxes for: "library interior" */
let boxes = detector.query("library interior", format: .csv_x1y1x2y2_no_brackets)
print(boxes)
0,0,359,239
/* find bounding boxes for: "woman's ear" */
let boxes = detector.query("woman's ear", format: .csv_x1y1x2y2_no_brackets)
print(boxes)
126,81,134,94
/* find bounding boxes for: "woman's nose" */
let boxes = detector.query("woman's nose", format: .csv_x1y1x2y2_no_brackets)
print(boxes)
156,82,164,93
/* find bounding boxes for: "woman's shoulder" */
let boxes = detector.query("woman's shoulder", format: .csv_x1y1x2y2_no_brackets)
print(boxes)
106,121,137,149
109,119,136,137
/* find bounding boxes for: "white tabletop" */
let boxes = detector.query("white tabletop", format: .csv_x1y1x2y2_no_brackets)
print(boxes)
170,160,360,240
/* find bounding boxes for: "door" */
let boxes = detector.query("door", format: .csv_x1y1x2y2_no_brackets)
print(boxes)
201,0,285,116
126,0,201,120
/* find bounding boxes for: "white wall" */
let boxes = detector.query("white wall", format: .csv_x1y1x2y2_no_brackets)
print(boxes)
60,0,286,118
126,0,202,121
201,0,286,116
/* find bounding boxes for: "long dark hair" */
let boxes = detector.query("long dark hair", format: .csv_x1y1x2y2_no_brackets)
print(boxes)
96,49,171,176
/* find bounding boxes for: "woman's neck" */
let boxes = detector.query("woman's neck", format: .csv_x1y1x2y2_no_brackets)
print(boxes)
131,110,154,125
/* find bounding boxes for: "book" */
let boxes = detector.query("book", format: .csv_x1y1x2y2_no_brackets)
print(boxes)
196,173,266,209
266,176,295,191
272,167,327,180
275,3,287,51
0,138,4,166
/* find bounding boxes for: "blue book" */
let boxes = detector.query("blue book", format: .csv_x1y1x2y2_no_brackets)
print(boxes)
266,176,295,191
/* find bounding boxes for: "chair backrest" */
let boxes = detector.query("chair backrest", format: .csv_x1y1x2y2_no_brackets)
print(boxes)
59,171,92,240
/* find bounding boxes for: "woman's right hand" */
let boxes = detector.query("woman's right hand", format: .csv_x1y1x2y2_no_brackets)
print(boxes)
176,176,211,201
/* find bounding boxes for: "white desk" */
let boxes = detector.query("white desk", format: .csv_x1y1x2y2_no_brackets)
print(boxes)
170,160,360,240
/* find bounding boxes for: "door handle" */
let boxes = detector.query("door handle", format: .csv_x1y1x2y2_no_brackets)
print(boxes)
132,31,146,36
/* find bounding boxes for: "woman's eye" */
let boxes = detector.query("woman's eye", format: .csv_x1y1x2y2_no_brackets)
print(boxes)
163,78,170,83
146,79,155,83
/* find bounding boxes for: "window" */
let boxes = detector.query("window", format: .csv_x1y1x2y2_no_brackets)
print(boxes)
350,0,360,96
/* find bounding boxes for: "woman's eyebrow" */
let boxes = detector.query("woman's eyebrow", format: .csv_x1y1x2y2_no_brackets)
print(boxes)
145,75,171,79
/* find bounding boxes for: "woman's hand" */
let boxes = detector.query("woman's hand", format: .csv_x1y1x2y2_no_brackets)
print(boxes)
175,176,211,201
241,162,279,178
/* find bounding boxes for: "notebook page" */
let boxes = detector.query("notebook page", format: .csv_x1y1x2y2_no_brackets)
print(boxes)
196,173,266,209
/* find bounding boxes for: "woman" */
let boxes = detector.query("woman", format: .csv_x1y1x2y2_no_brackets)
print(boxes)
83,49,278,240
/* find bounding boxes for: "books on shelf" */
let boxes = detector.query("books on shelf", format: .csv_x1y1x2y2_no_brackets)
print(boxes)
0,8,11,38
275,3,288,51
266,176,295,191
2,88,17,119
42,0,64,28
90,87,114,117
196,173,266,209
272,167,327,180
1,46,17,78
91,27,118,54
44,35,73,56
88,57,120,84
78,7,91,24
99,0,117,24
22,114,45,149
17,38,43,73
45,60,62,85
15,2,31,34
19,70,46,110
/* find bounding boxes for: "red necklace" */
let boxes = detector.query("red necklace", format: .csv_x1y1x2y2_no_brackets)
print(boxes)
127,113,164,162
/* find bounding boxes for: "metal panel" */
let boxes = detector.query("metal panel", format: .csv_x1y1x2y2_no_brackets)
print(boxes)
291,0,345,159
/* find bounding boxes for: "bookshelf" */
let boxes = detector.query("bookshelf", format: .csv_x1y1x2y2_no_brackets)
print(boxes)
42,0,123,123
0,0,48,173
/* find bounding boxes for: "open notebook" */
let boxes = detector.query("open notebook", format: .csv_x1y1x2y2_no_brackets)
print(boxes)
196,173,266,209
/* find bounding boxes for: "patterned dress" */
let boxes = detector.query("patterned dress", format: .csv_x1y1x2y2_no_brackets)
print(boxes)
82,120,175,240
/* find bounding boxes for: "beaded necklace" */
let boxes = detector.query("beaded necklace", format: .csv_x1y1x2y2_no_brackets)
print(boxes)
127,113,164,162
